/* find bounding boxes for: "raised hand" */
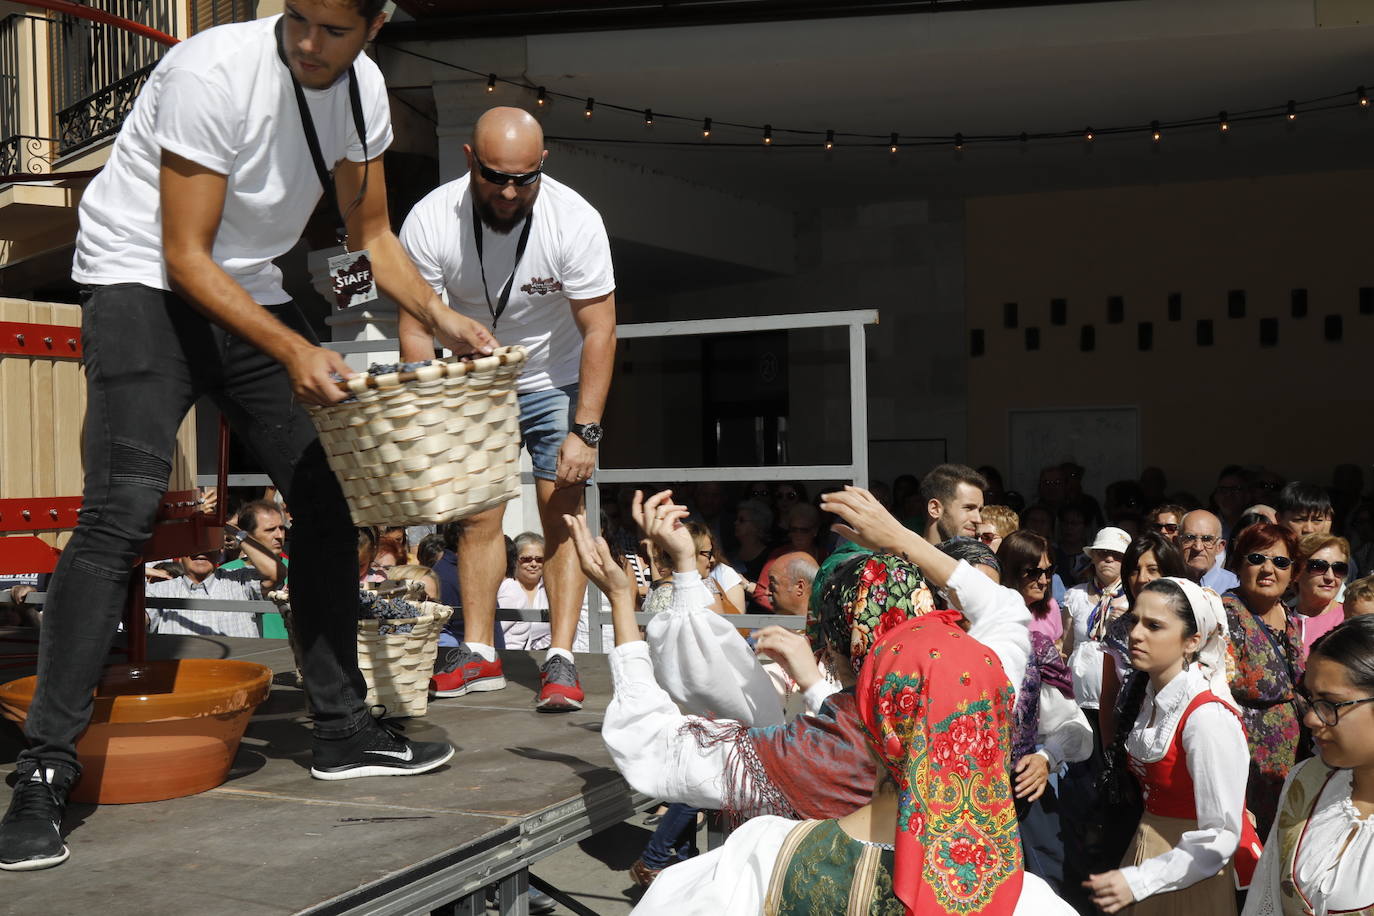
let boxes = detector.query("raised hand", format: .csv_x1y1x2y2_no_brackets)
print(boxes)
820,486,910,554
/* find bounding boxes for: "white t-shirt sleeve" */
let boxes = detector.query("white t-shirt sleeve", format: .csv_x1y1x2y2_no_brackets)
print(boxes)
399,193,447,296
152,67,239,174
346,64,394,162
709,564,744,593
557,205,615,300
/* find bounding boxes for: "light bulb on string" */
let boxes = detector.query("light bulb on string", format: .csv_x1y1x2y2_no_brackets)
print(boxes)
486,74,496,93
890,132,899,154
702,117,712,139
1287,100,1297,122
824,129,834,151
1219,111,1229,133
584,98,594,119
954,132,964,152
1151,120,1161,143
536,87,547,107
1359,86,1369,108
1084,126,1094,143
644,108,653,127
763,124,772,145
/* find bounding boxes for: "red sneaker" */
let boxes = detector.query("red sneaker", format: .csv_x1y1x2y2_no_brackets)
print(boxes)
536,655,584,712
430,645,506,698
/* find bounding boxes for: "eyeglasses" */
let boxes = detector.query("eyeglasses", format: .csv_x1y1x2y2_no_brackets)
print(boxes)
697,550,714,561
1244,552,1294,571
1304,558,1350,578
474,156,542,187
776,491,799,502
747,489,770,500
1179,533,1219,546
1296,690,1374,727
1152,522,1179,534
518,555,544,564
1022,566,1054,580
976,532,999,545
1255,481,1282,491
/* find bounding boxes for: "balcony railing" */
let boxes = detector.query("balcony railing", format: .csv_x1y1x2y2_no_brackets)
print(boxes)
0,15,57,177
50,0,181,154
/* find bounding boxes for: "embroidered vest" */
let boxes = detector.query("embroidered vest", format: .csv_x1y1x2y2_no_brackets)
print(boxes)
1127,690,1264,885
764,819,903,916
1276,759,1374,916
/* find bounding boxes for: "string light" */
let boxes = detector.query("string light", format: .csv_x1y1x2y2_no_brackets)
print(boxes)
702,117,711,138
382,48,1370,159
763,124,772,145
954,132,964,152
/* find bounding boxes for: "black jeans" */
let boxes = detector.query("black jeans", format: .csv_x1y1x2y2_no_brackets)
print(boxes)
20,284,371,774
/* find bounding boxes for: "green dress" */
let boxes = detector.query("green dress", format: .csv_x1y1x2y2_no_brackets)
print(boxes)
764,819,904,916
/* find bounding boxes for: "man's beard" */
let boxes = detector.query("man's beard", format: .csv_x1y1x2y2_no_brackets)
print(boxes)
474,193,534,235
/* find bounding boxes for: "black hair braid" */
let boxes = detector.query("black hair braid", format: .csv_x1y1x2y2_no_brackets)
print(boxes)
1099,669,1149,805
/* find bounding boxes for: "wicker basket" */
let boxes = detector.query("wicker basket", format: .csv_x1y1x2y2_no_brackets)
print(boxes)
271,583,455,718
306,346,528,527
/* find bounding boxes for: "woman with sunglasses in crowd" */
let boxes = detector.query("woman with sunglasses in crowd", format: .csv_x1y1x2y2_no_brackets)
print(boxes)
978,505,1019,555
1085,578,1259,915
999,530,1063,652
1242,615,1374,916
1223,522,1305,840
1292,533,1351,660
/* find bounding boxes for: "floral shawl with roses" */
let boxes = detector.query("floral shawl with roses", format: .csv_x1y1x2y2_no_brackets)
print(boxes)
694,551,938,828
857,612,1023,916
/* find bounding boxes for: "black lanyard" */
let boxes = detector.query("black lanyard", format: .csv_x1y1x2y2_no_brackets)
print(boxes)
275,19,368,247
471,203,533,330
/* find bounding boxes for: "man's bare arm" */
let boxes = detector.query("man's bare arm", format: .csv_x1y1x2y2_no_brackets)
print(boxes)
336,156,497,361
160,150,352,405
569,292,617,425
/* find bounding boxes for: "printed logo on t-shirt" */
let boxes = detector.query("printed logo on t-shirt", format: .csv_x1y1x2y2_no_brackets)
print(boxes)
520,277,563,296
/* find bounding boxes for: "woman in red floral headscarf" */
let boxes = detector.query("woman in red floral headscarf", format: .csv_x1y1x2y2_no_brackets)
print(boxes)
633,607,1074,915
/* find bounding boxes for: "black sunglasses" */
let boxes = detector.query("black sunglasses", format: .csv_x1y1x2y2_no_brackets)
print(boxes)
1305,558,1350,578
1022,566,1054,580
1152,522,1179,534
1244,552,1294,571
474,156,542,187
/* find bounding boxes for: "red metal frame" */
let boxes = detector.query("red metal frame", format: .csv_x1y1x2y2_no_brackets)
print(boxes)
0,321,82,358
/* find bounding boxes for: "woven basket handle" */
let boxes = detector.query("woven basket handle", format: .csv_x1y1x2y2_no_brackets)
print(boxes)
335,346,525,395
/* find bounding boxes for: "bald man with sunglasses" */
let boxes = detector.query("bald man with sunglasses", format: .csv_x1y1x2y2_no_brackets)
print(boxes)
400,107,617,712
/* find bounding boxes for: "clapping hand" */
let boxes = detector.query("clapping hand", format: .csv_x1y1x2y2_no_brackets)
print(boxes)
633,490,696,572
819,486,910,554
563,513,633,605
754,626,823,692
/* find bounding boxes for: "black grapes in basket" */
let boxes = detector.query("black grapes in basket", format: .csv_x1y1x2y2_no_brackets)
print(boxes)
358,589,418,635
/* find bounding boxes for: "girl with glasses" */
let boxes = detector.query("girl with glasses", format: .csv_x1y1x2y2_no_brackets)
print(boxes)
1222,522,1305,841
1087,579,1259,915
1292,533,1352,660
1242,615,1374,915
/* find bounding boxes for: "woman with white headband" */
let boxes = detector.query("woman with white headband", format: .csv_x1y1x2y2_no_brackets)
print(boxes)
1084,577,1262,915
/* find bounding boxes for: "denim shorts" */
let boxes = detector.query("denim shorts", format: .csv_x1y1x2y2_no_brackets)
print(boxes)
520,383,579,482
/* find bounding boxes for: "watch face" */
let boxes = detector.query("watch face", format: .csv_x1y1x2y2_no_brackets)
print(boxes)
577,423,603,445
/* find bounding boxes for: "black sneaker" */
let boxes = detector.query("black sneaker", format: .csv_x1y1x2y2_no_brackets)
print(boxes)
310,717,454,781
0,763,73,871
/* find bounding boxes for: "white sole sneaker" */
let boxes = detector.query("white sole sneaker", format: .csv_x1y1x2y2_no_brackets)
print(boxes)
433,675,506,699
310,744,455,781
0,845,69,871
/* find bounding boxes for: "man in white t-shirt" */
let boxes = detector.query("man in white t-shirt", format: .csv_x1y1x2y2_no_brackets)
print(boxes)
0,0,499,873
400,107,616,712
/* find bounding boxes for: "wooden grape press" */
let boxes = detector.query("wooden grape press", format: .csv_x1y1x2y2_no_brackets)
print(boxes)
0,297,229,667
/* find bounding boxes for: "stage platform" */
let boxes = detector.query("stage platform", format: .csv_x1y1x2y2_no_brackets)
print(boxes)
0,630,650,916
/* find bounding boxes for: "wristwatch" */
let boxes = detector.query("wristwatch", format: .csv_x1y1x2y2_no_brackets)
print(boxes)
571,422,603,447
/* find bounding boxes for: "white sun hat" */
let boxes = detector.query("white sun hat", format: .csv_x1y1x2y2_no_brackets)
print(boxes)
1084,526,1131,559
